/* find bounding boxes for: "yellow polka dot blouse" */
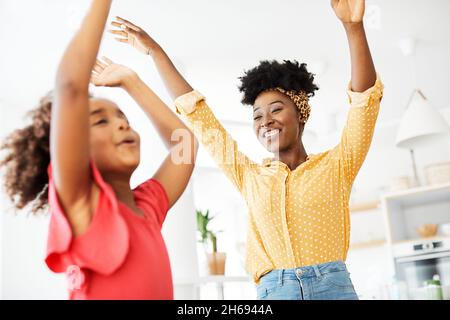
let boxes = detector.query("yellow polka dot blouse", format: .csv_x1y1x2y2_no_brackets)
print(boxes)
175,77,384,283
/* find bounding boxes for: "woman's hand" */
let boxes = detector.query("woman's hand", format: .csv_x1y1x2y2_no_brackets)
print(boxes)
109,17,193,100
331,0,376,93
91,57,137,88
331,0,365,24
109,16,161,56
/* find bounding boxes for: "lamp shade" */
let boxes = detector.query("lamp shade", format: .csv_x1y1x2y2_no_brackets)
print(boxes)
396,90,450,149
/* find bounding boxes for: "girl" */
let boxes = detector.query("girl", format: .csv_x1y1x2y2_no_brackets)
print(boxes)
110,0,383,300
0,0,197,299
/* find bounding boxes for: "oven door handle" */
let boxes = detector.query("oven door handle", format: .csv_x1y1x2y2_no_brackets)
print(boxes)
396,251,450,263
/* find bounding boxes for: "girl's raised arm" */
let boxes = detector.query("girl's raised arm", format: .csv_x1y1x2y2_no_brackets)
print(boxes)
51,0,112,236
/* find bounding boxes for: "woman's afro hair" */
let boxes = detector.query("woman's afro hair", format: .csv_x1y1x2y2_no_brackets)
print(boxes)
238,60,319,106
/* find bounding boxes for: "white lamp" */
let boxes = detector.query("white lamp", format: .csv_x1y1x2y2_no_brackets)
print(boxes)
395,89,450,186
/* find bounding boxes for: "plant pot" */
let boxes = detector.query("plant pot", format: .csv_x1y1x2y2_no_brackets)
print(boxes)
207,252,226,275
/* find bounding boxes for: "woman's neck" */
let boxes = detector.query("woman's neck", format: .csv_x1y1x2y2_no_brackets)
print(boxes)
275,142,309,171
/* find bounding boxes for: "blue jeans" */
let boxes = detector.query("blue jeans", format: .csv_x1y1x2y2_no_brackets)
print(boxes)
256,261,359,300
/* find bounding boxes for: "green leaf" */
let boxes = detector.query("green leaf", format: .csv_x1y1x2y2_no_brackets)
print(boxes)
196,209,220,251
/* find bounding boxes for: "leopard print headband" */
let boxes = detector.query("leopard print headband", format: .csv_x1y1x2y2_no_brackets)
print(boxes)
271,88,311,123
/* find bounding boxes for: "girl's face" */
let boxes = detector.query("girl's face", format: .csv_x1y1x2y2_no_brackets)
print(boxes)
88,98,140,176
252,91,304,154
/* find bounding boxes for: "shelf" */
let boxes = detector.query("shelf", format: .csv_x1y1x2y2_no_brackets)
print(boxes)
173,276,251,286
350,200,380,213
198,275,251,284
385,182,450,198
391,236,450,246
382,182,450,207
350,239,386,250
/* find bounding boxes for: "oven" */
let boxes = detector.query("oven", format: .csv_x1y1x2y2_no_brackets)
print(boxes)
393,238,450,299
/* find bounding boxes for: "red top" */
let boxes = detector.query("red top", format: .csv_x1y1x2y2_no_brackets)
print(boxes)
45,162,173,300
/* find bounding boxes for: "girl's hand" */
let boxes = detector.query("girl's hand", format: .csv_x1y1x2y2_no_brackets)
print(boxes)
109,16,161,56
331,0,365,24
91,57,137,88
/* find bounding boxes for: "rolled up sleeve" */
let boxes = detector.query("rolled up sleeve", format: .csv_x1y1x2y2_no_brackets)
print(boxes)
175,90,205,115
173,90,255,193
335,75,384,185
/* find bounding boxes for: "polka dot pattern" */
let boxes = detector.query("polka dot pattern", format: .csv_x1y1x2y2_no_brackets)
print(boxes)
175,77,384,283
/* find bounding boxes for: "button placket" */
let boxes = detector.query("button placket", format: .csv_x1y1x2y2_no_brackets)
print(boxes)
281,169,296,265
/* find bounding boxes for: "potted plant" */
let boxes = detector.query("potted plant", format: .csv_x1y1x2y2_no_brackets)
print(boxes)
196,209,226,275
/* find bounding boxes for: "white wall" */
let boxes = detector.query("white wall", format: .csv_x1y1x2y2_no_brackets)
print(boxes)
0,0,200,299
1,207,68,299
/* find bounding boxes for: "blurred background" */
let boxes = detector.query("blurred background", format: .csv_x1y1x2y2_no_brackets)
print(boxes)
1,0,450,300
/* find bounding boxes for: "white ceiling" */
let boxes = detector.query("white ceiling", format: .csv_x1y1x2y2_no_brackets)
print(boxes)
1,0,449,141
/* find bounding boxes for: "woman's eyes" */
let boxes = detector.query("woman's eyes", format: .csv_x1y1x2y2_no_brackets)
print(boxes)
253,108,282,120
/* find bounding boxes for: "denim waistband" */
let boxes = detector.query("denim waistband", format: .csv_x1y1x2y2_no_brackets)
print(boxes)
260,261,348,283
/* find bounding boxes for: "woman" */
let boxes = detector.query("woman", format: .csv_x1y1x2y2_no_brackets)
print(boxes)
111,0,383,300
0,0,197,299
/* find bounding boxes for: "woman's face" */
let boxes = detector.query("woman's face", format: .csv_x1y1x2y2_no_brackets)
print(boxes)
253,91,304,153
88,98,140,175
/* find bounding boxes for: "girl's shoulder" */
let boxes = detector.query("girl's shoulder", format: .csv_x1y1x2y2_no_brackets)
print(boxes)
133,178,169,227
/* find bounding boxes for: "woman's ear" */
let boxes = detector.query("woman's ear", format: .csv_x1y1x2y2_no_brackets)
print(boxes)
298,112,306,126
298,116,306,138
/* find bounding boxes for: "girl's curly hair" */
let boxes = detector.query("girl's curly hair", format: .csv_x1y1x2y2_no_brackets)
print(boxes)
1,93,52,214
238,60,319,106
